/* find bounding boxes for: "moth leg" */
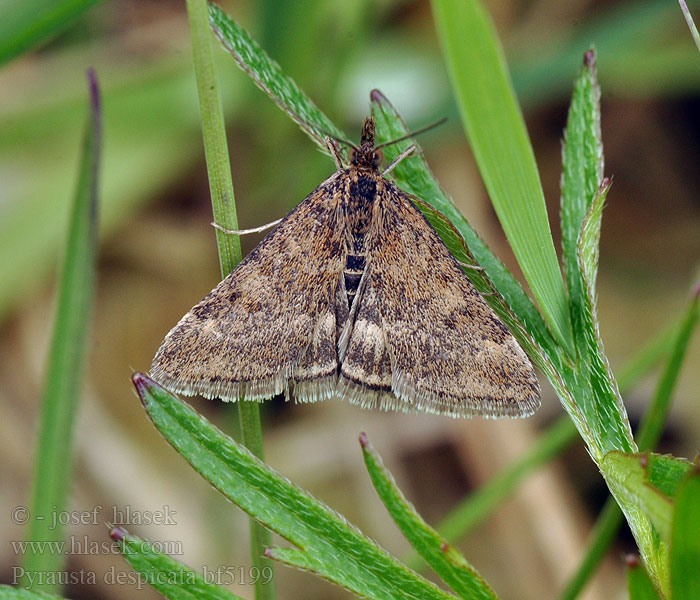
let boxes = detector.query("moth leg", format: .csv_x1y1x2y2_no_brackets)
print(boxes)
382,144,417,176
211,219,282,236
456,259,484,272
325,136,345,170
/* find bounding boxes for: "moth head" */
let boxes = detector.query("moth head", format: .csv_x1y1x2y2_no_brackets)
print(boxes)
349,146,383,169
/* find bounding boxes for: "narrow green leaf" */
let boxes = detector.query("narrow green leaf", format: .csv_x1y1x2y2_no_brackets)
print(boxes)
361,434,499,600
369,90,561,367
558,48,633,457
670,466,700,599
576,176,609,302
0,586,67,599
575,208,634,457
133,374,457,600
561,49,604,313
186,0,241,278
626,555,662,600
561,66,632,457
21,70,101,594
185,1,271,596
602,451,694,542
0,0,101,66
678,0,700,54
110,526,246,600
208,3,347,153
431,0,574,356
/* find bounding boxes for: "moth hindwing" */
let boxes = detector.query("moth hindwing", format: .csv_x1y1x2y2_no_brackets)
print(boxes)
150,116,541,418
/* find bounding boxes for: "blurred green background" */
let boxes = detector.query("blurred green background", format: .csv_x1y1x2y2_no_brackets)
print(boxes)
1,0,698,598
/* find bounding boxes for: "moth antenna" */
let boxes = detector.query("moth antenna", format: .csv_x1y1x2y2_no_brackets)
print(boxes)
314,126,355,148
374,117,448,150
212,219,283,236
382,144,417,176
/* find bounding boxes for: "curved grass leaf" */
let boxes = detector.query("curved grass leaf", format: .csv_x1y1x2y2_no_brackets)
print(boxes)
0,0,101,66
133,373,457,600
21,70,101,594
670,466,700,599
110,526,245,600
208,3,347,154
431,0,574,356
360,433,498,600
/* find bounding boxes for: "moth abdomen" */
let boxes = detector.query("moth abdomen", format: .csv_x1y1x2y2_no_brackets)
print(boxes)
344,253,366,308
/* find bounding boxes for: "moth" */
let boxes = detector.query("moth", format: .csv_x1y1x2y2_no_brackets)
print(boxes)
150,117,540,418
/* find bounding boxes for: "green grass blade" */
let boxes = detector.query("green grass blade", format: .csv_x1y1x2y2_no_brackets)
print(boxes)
556,49,634,456
678,0,700,54
208,3,347,153
20,69,101,594
184,2,272,597
110,526,246,600
186,0,241,277
0,586,67,599
0,0,101,66
431,0,574,356
670,466,700,599
361,434,499,600
626,556,662,600
370,90,560,366
133,374,457,600
560,49,604,329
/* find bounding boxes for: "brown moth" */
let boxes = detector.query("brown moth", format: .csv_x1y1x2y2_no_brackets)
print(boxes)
150,117,540,418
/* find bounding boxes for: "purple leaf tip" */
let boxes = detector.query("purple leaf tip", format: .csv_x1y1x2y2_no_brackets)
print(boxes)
358,432,369,448
692,278,700,300
86,68,101,118
625,554,638,568
583,49,596,69
132,372,156,407
263,548,273,558
370,89,387,103
109,525,128,542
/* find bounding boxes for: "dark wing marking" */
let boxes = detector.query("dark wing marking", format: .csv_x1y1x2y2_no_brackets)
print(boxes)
356,181,540,418
150,172,347,402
